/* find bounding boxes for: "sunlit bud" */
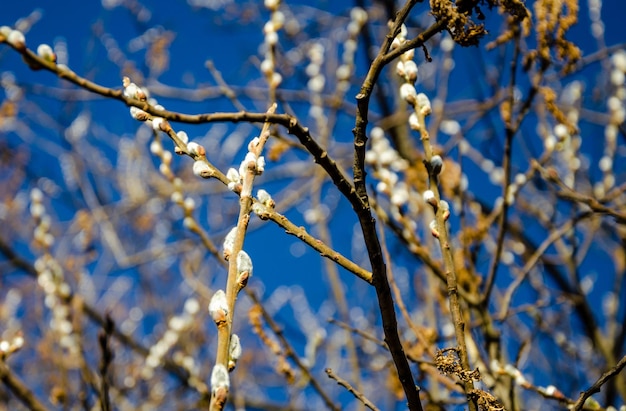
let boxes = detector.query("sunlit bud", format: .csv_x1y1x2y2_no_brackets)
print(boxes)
187,142,205,157
123,80,139,99
396,61,405,78
227,170,242,192
192,160,213,178
417,93,432,116
183,217,197,230
403,60,418,82
350,7,368,25
429,220,440,238
30,203,45,219
612,51,626,72
0,26,11,40
30,187,43,203
161,150,172,165
153,117,171,133
423,190,437,209
183,197,196,212
257,189,274,207
391,37,402,50
239,152,257,176
336,64,351,81
554,123,568,139
210,363,230,392
402,48,415,61
400,83,417,105
208,290,229,325
176,131,189,144
159,163,171,177
260,59,274,76
228,334,242,370
270,72,282,87
7,30,26,50
184,298,200,315
430,155,444,176
399,24,407,38
222,226,238,260
248,137,260,152
37,44,56,62
226,168,240,184
149,140,162,156
264,0,280,11
272,11,285,29
264,21,276,35
236,250,253,277
256,156,266,174
409,112,421,130
130,106,149,121
440,200,451,220
171,191,183,204
265,31,278,46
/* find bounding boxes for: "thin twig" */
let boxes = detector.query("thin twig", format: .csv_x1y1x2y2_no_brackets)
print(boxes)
572,355,626,411
0,361,49,411
325,368,380,411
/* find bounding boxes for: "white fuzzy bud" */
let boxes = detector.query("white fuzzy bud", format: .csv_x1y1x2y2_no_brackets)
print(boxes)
256,156,266,174
7,30,25,49
257,189,274,207
226,168,240,183
239,152,257,177
417,93,432,116
403,60,418,82
192,160,212,178
409,112,421,130
429,220,440,238
222,227,238,260
37,44,56,62
177,131,189,144
400,83,417,104
208,290,229,325
265,0,280,11
130,106,149,121
149,140,162,156
187,142,205,157
236,250,253,277
229,334,242,368
210,363,230,392
183,197,196,211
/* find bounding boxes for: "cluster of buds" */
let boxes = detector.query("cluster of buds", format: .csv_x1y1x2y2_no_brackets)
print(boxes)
124,77,174,136
594,50,626,196
225,137,266,195
260,0,284,89
306,42,326,127
392,24,432,130
0,333,24,359
335,8,367,91
141,298,201,380
365,127,411,208
30,190,78,355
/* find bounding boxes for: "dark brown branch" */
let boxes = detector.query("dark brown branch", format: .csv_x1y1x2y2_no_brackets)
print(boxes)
351,1,434,410
0,361,48,411
572,355,626,411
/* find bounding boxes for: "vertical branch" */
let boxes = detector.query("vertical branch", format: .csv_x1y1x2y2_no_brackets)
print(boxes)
352,2,425,410
210,105,276,410
98,314,114,411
